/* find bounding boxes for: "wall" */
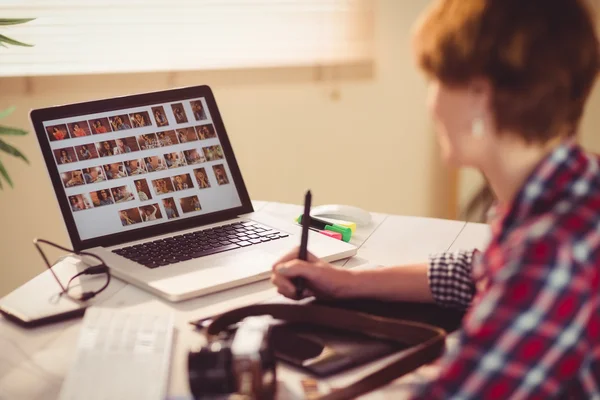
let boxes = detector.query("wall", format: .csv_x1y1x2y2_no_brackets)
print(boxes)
0,0,453,296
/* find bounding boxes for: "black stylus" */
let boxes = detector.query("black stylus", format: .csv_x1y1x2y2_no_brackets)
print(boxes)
295,190,311,298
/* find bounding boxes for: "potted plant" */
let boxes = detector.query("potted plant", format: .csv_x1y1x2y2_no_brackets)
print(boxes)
0,18,34,189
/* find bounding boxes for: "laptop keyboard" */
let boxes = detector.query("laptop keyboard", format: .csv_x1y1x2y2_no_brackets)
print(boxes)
112,221,288,269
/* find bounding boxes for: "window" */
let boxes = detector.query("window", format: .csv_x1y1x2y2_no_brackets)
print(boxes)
0,0,374,77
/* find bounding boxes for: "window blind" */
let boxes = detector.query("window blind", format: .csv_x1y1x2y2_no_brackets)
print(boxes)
0,0,374,77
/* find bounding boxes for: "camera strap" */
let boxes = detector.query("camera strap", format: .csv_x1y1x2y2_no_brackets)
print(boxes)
204,303,446,400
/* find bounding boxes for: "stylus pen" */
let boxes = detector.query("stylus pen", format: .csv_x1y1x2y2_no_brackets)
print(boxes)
295,190,312,298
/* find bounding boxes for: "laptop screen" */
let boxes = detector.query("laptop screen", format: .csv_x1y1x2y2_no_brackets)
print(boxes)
41,97,243,241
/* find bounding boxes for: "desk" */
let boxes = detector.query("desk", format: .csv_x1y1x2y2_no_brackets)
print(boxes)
0,201,491,400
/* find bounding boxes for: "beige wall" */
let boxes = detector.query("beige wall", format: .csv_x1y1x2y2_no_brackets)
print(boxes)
0,0,455,296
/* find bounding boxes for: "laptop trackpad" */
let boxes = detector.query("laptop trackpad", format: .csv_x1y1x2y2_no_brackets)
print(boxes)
151,249,275,293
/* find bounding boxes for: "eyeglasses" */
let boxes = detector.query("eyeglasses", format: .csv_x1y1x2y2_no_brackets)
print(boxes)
33,239,111,302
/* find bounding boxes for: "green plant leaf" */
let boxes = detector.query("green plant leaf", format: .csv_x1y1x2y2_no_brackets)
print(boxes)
0,18,35,26
0,138,29,163
0,107,15,120
0,125,28,136
0,34,33,47
0,158,12,189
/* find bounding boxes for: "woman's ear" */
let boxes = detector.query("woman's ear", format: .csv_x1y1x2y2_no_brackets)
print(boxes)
468,77,495,138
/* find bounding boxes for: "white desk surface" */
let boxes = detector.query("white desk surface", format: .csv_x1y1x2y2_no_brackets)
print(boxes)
0,201,492,400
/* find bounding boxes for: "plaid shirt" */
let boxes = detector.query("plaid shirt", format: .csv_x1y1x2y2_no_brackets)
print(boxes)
410,139,600,399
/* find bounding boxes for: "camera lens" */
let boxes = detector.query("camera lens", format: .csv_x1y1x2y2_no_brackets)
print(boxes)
188,345,236,398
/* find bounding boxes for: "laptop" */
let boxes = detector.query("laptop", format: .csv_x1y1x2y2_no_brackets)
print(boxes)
29,85,357,302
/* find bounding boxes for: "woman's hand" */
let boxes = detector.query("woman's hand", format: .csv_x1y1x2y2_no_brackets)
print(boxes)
270,247,356,300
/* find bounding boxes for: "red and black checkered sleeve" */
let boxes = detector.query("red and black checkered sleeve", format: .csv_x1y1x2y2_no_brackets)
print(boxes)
427,250,478,311
410,238,594,399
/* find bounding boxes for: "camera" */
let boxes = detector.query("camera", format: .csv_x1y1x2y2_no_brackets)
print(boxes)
188,316,277,400
186,303,446,400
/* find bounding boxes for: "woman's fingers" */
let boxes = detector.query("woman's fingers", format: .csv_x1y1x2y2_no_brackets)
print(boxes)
271,273,299,299
272,247,319,271
275,260,319,282
272,260,323,299
270,251,338,300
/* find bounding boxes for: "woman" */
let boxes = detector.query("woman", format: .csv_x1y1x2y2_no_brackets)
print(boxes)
192,101,206,121
51,126,67,141
158,132,172,147
163,198,178,219
174,175,188,191
112,188,123,203
196,126,206,140
115,187,133,203
112,116,131,131
103,164,113,180
191,197,201,211
92,120,107,134
81,168,92,184
178,130,188,143
87,167,104,184
271,1,600,398
98,141,112,158
174,153,186,168
159,179,172,194
97,190,113,206
164,153,174,169
82,168,93,184
132,113,147,128
71,123,87,137
64,171,84,187
59,149,72,164
70,196,82,212
112,164,127,179
141,205,159,222
203,125,215,139
154,110,168,126
129,160,145,175
144,157,157,172
113,138,131,155
197,125,212,140
174,107,187,124
214,166,228,185
78,145,92,160
214,145,223,159
119,210,136,226
203,147,214,161
136,180,149,201
154,179,165,194
194,168,210,189
185,150,198,165
138,134,151,150
123,161,132,176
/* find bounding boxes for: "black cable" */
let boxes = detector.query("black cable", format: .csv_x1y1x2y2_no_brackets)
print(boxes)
65,266,111,301
33,238,111,302
66,271,87,290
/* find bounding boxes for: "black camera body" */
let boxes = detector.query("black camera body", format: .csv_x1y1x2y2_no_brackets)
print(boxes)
188,316,277,400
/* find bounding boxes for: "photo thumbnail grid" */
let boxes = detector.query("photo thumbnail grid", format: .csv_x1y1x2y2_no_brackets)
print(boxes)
45,99,210,143
48,98,233,231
